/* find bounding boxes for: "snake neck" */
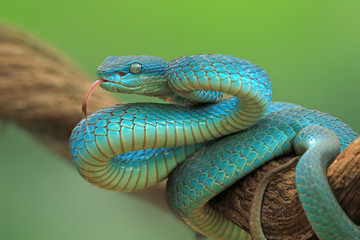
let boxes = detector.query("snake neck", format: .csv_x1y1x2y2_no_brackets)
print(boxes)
156,54,273,145
165,54,272,135
157,91,196,105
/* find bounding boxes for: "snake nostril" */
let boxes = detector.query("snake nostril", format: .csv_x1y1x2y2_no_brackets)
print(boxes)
116,71,126,77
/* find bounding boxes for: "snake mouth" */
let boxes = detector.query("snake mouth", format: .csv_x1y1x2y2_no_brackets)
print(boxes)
82,79,107,127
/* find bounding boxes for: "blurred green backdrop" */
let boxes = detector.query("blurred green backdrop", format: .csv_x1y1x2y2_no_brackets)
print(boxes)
1,1,359,239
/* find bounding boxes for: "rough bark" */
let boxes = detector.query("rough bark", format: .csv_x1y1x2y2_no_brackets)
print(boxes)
0,22,168,211
1,23,359,239
211,137,360,239
0,22,118,159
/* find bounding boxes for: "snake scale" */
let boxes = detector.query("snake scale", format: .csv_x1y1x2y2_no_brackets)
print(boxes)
69,54,359,240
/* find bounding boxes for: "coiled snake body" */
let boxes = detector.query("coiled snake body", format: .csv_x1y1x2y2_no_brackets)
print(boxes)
69,54,359,239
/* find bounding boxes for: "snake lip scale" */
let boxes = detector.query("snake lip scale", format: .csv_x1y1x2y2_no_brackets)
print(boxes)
69,54,359,240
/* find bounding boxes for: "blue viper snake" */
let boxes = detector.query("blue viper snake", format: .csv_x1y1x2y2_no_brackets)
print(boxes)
69,54,359,239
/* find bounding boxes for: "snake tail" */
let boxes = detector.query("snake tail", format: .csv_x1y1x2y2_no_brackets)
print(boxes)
249,156,299,240
295,126,360,240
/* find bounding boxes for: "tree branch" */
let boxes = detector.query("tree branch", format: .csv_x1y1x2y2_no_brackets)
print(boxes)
0,22,117,159
211,137,360,239
0,22,169,211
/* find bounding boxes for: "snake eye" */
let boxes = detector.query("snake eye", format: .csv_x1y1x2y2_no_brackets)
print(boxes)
129,63,142,75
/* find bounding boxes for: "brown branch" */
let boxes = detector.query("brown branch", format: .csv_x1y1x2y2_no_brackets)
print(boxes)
211,137,360,239
0,23,169,211
0,22,117,159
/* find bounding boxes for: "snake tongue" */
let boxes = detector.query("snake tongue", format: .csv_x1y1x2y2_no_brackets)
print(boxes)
82,79,105,127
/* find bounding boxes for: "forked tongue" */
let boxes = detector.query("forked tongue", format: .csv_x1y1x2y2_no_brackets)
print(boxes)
82,79,104,132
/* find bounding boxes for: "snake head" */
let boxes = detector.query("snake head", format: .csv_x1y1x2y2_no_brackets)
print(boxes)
96,56,171,96
82,56,171,129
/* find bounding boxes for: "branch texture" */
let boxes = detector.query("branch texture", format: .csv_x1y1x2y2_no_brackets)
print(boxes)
0,23,168,211
211,137,360,239
0,23,117,159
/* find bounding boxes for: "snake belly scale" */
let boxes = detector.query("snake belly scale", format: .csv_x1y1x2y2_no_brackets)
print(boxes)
69,54,359,239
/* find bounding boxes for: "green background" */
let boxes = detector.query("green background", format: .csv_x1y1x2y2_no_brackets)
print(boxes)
1,1,359,239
